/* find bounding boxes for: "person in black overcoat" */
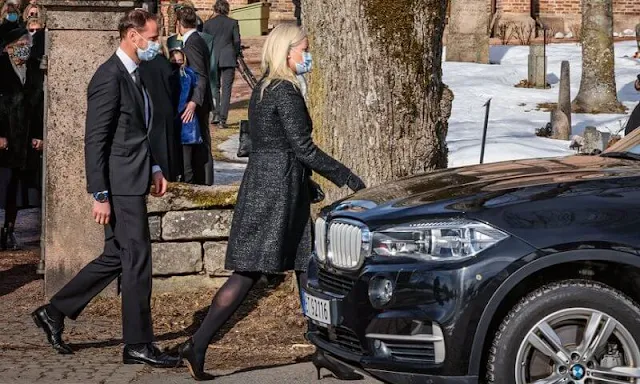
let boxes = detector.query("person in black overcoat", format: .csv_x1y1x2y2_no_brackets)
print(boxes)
140,54,184,181
174,24,366,381
0,24,43,250
175,5,214,185
203,0,241,127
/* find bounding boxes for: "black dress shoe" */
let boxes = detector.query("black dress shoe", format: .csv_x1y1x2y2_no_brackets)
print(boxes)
178,338,214,381
123,343,181,368
31,305,73,355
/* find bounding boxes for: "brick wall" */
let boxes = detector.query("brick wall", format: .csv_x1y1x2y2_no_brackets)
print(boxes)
498,0,640,16
497,0,530,14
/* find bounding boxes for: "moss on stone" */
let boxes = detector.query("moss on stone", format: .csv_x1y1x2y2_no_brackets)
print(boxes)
362,0,444,117
167,183,238,208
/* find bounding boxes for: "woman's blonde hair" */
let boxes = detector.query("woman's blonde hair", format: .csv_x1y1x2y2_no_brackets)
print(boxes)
259,24,306,99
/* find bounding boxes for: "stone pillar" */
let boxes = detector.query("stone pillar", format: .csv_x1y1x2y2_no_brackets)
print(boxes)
446,0,490,64
558,60,572,130
528,44,546,89
40,0,138,298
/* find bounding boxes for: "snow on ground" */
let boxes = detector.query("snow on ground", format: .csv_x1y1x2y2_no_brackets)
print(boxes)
444,40,640,167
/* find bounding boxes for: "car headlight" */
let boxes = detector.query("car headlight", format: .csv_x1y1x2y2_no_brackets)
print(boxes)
314,217,327,262
372,219,508,261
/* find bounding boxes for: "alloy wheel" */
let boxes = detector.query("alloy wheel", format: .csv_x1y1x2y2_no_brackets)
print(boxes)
515,308,640,384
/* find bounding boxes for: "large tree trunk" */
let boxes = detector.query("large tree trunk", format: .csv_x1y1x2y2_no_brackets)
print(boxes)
302,0,453,203
572,0,625,114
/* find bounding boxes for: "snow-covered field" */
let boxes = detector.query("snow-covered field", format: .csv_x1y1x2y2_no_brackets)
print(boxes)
444,40,640,167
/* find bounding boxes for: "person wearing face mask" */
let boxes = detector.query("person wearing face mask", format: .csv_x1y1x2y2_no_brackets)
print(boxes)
25,17,43,61
31,9,180,369
167,39,205,185
174,24,366,381
1,0,22,25
174,5,214,186
0,23,43,250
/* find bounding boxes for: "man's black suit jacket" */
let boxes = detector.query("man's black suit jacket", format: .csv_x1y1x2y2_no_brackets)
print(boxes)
85,54,153,196
183,32,213,112
203,15,241,68
140,56,183,182
182,31,214,185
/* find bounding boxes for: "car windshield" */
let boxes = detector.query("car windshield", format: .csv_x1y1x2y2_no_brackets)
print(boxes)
602,128,640,157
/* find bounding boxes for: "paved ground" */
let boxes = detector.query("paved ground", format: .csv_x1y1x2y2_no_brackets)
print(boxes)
0,208,381,384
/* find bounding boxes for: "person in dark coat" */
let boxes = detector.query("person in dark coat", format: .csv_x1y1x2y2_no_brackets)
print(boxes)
175,24,366,381
624,75,640,136
0,23,43,250
203,0,241,127
140,54,184,182
175,5,214,185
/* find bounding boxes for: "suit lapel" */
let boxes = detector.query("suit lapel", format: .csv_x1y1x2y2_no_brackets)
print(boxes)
112,55,146,128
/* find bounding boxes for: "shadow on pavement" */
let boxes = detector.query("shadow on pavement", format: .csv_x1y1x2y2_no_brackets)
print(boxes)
0,262,41,297
158,274,288,350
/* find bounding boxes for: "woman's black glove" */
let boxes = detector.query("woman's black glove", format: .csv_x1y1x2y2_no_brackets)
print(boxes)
346,173,366,192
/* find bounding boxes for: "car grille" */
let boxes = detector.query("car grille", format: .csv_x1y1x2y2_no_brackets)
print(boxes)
318,268,356,295
317,326,363,353
384,340,436,363
327,221,363,269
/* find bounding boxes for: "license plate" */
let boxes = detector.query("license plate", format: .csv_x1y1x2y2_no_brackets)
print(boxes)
303,291,332,325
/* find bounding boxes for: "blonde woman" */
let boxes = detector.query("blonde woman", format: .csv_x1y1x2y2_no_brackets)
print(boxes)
177,24,366,381
22,3,42,21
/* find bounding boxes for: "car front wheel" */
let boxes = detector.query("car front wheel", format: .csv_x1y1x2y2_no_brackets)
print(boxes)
487,280,640,384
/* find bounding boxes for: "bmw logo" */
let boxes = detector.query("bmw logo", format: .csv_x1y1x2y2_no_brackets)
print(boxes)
570,364,586,380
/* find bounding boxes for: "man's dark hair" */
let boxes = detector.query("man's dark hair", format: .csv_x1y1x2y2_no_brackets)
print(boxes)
175,5,198,29
214,0,230,16
118,8,157,39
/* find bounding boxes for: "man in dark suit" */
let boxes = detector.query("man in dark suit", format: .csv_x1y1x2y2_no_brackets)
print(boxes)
31,9,179,368
203,0,241,128
175,5,214,185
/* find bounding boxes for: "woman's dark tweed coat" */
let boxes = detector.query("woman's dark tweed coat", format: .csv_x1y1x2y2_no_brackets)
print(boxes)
225,80,353,273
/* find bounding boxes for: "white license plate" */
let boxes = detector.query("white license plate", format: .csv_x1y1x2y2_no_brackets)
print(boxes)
303,291,332,325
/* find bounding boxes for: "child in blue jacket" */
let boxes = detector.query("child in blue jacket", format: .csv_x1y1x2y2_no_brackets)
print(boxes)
168,41,203,183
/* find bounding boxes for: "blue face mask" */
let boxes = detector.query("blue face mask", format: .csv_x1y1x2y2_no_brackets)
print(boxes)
135,33,161,62
295,52,313,75
5,13,18,23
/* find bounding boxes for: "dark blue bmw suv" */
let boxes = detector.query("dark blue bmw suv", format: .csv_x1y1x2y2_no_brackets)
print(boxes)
303,131,640,384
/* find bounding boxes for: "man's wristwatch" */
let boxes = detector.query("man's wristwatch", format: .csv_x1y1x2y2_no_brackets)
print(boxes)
93,191,109,203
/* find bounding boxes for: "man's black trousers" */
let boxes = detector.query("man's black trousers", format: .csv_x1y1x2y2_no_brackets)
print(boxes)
50,195,154,345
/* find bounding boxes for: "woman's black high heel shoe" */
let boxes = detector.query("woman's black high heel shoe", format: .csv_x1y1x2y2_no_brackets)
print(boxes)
178,338,215,381
312,350,363,381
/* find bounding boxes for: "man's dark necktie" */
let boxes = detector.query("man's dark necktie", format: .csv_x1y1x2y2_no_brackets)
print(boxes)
133,69,150,129
133,69,144,96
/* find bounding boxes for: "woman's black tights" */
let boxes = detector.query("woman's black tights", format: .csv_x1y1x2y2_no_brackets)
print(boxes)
192,270,307,355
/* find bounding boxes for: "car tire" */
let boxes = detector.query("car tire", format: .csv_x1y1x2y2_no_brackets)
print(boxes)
486,279,640,383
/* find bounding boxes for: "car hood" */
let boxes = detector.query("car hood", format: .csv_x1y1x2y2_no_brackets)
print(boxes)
329,155,640,218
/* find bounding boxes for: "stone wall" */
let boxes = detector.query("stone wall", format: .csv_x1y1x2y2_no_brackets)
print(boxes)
147,184,238,282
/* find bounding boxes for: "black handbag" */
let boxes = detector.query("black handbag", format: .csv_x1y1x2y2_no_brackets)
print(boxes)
308,179,325,204
237,119,252,158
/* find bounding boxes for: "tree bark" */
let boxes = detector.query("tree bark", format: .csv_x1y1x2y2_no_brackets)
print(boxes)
302,0,453,203
572,0,625,114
